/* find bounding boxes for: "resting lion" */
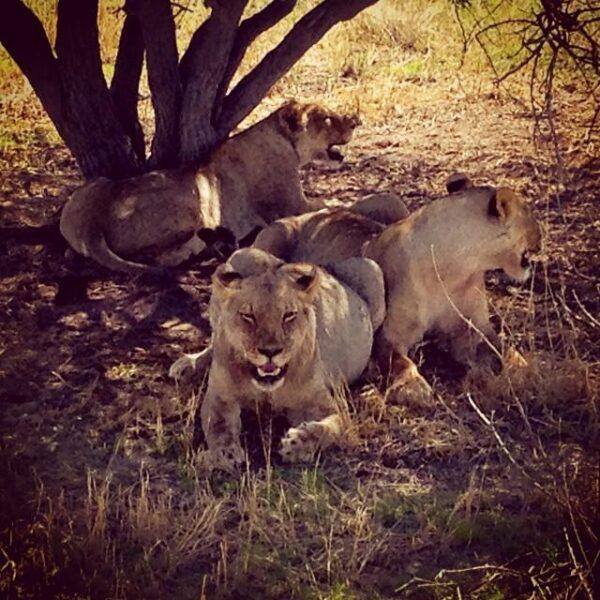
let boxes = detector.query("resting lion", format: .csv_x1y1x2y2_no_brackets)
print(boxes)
253,175,543,404
59,101,359,274
168,192,408,383
200,248,384,471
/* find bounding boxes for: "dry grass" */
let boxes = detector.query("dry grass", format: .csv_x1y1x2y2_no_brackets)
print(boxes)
1,1,599,599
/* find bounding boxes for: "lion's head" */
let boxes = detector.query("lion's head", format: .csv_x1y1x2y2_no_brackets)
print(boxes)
276,101,360,166
487,187,542,282
443,175,542,283
211,249,320,391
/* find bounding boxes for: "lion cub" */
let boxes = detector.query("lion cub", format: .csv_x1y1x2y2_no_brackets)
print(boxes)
201,248,384,471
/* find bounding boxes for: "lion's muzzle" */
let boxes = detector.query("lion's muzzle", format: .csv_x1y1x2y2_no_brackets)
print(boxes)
252,361,289,391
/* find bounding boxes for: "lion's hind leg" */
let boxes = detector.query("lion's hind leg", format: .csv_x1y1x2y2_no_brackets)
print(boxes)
375,326,434,409
350,192,409,225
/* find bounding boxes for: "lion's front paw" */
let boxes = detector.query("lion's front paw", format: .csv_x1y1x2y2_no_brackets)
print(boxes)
169,349,212,383
385,373,434,410
280,422,326,463
169,355,196,382
211,444,246,474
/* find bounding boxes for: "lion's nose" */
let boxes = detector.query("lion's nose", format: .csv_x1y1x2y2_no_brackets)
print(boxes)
350,114,361,128
258,347,283,360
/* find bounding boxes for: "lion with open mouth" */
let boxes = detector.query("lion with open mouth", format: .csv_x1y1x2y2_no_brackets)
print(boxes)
253,175,543,405
199,247,384,472
59,101,359,274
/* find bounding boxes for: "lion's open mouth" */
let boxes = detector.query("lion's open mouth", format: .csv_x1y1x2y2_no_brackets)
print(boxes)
326,145,344,162
251,363,288,390
520,250,531,269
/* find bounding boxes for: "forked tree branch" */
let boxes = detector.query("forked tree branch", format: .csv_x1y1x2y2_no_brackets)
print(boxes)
0,0,62,124
214,0,298,111
56,0,140,177
178,0,248,163
217,0,378,135
137,0,182,168
111,2,145,161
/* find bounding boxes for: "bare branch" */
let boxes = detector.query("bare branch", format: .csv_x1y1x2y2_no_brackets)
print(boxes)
457,0,600,154
217,0,378,136
137,0,182,168
215,0,298,109
110,1,145,161
0,0,62,123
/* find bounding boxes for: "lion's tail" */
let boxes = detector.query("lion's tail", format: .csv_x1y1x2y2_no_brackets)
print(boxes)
84,229,165,275
60,178,164,276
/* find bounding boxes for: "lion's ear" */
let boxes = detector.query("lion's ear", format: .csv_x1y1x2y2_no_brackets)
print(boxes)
282,263,319,298
278,101,306,135
213,263,242,290
446,173,472,194
488,187,519,222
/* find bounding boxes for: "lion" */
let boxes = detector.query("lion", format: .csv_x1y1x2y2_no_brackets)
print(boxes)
168,192,408,384
59,101,359,274
249,192,409,265
199,247,384,471
253,175,543,404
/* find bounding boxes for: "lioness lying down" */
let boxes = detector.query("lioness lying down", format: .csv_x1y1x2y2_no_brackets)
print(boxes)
168,193,409,383
200,248,384,471
60,101,359,274
254,175,542,404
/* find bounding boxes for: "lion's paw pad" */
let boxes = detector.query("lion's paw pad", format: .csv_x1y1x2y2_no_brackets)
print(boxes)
386,375,434,410
169,355,196,382
280,422,324,463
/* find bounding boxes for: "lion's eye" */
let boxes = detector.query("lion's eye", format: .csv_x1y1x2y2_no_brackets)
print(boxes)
239,312,255,324
283,311,297,324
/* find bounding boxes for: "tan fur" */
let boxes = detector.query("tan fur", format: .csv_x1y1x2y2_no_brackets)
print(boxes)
253,207,386,264
60,101,359,274
200,248,384,471
253,181,542,404
252,192,408,264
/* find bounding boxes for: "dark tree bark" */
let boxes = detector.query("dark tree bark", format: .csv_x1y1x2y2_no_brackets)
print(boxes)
55,0,140,178
178,0,248,164
1,0,140,178
217,0,379,136
110,1,145,162
0,0,380,178
0,0,62,126
136,0,182,168
213,0,298,114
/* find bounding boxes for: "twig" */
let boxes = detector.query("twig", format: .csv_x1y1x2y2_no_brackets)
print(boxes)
429,245,503,361
563,526,595,600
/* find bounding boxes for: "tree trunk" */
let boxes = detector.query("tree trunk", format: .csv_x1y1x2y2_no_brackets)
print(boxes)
137,0,182,169
2,0,142,179
178,0,247,165
110,2,145,162
55,0,141,178
217,0,378,136
0,0,62,127
1,0,380,179
213,0,298,113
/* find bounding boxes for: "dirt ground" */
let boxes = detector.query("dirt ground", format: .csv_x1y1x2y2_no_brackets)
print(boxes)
0,79,598,599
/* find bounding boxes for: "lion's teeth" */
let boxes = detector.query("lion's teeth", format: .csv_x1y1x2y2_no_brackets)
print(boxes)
257,366,281,377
